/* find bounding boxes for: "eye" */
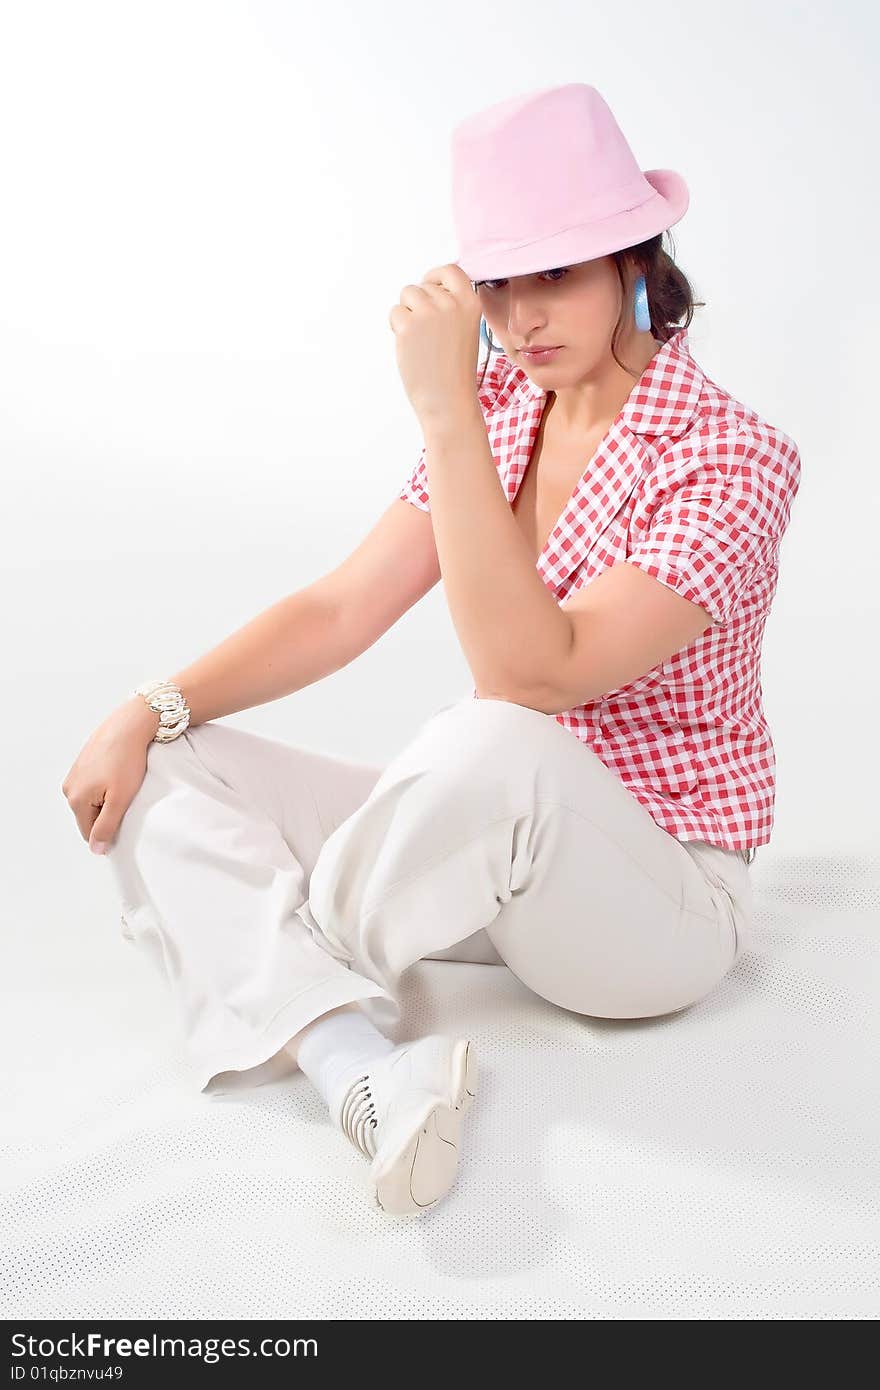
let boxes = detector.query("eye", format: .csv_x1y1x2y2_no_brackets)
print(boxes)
477,267,569,291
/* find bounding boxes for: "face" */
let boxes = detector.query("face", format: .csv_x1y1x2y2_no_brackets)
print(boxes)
474,255,632,375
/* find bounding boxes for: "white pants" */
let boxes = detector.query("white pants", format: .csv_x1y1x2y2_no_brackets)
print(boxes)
105,696,755,1094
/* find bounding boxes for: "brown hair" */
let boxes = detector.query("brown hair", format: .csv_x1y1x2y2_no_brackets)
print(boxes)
477,229,705,391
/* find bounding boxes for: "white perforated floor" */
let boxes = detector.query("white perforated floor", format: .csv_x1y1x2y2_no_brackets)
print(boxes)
2,850,879,1319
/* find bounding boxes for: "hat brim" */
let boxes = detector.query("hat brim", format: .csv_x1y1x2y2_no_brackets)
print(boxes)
454,167,689,281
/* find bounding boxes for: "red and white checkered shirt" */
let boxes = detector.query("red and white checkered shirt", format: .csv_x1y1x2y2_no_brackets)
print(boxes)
397,326,802,856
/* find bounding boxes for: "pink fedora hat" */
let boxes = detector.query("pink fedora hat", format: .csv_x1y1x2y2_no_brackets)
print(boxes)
450,82,689,282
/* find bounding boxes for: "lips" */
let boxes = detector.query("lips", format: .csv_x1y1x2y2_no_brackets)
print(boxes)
520,346,562,362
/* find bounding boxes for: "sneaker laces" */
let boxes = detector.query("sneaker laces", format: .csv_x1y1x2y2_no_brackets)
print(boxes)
340,1074,379,1160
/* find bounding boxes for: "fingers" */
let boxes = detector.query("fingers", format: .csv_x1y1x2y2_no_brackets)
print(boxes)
421,263,471,293
62,786,113,852
87,795,118,854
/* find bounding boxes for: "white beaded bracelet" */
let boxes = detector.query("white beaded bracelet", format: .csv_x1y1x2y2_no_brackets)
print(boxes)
133,678,191,743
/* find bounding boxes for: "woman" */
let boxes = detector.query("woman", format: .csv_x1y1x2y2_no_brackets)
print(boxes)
61,84,802,1217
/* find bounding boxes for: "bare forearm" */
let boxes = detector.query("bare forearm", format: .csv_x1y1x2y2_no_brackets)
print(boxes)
422,406,573,700
123,586,353,731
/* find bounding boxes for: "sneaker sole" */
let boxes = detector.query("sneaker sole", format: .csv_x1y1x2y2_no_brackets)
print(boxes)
370,1038,477,1215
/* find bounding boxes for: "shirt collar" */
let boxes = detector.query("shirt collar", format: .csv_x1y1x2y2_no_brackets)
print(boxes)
508,325,703,439
490,326,706,598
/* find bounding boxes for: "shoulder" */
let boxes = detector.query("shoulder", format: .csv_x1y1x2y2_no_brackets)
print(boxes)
688,368,802,483
649,387,802,540
662,377,802,500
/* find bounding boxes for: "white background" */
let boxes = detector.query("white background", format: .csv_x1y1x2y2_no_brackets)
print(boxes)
1,1,877,997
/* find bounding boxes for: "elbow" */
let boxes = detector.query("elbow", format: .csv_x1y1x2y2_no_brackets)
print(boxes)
495,671,601,718
473,677,566,716
474,627,581,715
519,685,578,716
499,634,584,716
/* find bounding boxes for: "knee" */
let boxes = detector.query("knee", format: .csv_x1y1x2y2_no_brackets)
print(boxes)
419,695,550,780
442,694,549,730
122,731,193,827
144,729,191,779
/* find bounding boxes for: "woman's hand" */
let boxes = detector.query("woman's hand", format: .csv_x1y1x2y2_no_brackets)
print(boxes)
389,263,482,427
61,698,160,853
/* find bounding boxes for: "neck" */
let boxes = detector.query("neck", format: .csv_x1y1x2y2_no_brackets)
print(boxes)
544,332,663,435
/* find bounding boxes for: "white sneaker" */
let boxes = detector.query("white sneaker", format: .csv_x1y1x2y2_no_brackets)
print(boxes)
336,1034,477,1215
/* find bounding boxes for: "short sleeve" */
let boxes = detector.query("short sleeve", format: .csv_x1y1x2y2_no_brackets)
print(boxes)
625,425,802,626
396,350,516,515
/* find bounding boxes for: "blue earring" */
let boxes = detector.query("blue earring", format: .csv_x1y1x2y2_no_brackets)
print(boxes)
480,317,505,354
633,273,651,333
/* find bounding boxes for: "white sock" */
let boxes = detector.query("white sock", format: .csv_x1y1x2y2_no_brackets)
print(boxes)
295,1005,396,1123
